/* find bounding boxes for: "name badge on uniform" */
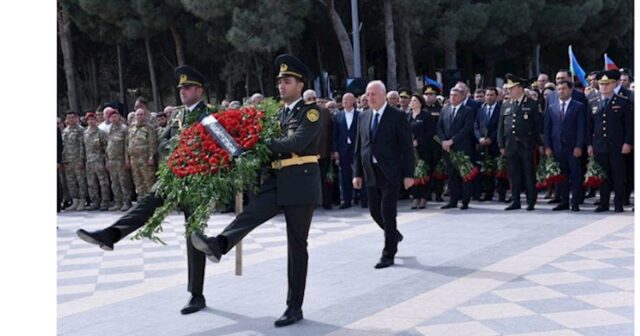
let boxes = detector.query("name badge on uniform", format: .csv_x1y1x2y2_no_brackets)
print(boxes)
505,108,511,113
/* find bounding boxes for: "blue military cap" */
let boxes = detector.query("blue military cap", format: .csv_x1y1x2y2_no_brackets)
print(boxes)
175,65,208,88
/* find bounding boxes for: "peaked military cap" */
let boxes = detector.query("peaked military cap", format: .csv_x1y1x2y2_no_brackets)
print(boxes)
175,65,208,88
398,87,411,99
424,84,439,95
596,70,620,84
505,73,527,89
275,54,312,81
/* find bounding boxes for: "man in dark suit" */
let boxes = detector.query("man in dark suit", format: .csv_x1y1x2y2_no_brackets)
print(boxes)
191,54,322,327
76,65,215,315
332,92,362,209
438,87,475,210
353,80,415,269
614,71,634,206
474,87,505,201
454,82,483,200
424,85,445,201
544,80,586,211
586,70,633,212
498,74,541,211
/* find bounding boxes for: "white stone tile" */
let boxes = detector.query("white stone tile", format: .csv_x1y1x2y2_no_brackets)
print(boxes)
98,272,144,283
572,249,632,260
601,278,634,291
143,261,186,271
544,309,630,328
57,269,100,280
253,236,287,243
493,286,567,302
101,258,143,268
575,291,634,308
458,302,535,320
550,259,614,272
59,256,103,266
415,321,498,336
143,249,184,258
596,240,634,249
505,330,583,336
58,284,95,295
525,272,591,286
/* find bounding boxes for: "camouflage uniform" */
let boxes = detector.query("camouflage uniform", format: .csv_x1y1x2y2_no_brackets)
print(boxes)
62,124,87,210
106,123,132,210
125,121,158,197
84,127,111,210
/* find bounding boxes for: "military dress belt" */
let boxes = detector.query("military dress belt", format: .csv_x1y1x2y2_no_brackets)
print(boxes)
271,154,319,170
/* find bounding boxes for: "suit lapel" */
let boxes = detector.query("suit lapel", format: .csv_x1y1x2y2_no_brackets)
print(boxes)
282,100,303,127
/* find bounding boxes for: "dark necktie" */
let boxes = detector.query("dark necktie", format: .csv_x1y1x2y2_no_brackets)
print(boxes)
371,112,380,139
486,106,492,120
285,107,291,117
560,102,565,121
450,107,457,128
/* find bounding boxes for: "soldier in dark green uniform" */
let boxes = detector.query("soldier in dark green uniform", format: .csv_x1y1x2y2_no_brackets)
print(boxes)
76,65,216,315
190,54,321,328
498,74,541,211
424,85,444,201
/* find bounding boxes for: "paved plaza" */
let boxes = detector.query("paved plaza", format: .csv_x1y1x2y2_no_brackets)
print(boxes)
57,198,634,336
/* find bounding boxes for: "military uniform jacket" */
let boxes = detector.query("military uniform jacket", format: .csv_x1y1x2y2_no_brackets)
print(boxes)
585,94,633,153
106,124,128,161
497,97,541,154
62,125,85,163
158,101,213,162
125,122,158,161
84,127,108,164
267,99,322,206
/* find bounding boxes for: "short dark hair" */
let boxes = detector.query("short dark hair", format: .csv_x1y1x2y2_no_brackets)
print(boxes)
474,89,485,94
556,80,573,89
135,97,149,107
556,69,571,77
588,71,599,77
66,111,78,117
485,87,499,96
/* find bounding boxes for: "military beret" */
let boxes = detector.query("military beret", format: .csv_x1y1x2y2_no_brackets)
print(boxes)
424,84,439,95
505,73,527,89
85,112,96,120
275,54,312,81
596,70,620,84
398,87,411,98
175,65,208,88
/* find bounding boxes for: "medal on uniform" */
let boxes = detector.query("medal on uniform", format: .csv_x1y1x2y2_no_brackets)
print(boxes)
524,113,528,120
201,115,244,157
592,106,598,114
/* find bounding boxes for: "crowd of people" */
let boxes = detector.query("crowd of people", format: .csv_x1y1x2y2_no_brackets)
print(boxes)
58,68,634,215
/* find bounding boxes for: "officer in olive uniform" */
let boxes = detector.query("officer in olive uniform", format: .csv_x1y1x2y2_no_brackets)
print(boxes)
586,70,633,212
424,85,444,201
190,54,321,328
77,65,216,315
498,74,541,211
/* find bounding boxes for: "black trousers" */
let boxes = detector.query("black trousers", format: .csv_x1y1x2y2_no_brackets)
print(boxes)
218,185,314,310
318,158,333,207
623,152,634,201
555,150,583,207
595,151,626,209
506,148,536,206
445,153,472,205
367,165,400,259
109,193,206,296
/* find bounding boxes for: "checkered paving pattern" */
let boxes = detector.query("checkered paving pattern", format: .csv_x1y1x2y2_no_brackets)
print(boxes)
413,223,634,336
57,208,371,305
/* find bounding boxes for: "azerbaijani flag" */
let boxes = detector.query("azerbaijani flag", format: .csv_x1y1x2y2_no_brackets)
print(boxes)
604,53,619,70
568,45,588,87
423,75,442,89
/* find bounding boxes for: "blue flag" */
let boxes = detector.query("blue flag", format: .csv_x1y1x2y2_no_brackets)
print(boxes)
568,45,588,87
423,75,442,89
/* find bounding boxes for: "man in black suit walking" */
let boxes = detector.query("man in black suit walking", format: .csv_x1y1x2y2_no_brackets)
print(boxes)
353,80,415,269
438,87,475,210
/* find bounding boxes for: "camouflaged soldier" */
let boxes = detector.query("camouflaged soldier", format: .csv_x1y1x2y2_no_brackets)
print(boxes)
105,108,132,211
62,111,87,211
125,109,158,197
84,112,111,211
